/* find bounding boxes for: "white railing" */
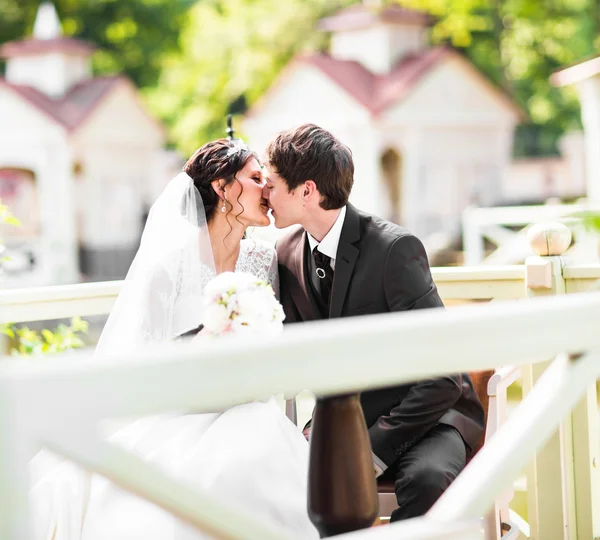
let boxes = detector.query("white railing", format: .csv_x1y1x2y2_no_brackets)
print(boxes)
0,280,121,324
462,202,600,265
1,223,600,540
1,292,600,539
4,261,600,324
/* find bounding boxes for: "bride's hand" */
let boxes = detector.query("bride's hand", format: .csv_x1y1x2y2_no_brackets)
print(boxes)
191,327,205,342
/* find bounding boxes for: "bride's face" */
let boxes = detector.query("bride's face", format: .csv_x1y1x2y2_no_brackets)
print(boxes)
224,157,270,228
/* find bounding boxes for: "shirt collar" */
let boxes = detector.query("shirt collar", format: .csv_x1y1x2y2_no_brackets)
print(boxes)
307,206,347,260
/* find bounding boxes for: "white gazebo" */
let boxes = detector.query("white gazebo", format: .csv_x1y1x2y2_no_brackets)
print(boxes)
243,4,524,252
0,2,168,287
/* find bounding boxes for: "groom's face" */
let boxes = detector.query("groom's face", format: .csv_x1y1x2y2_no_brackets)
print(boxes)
263,166,304,229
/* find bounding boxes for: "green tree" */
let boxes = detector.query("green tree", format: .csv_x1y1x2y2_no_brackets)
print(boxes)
146,0,353,154
0,0,193,88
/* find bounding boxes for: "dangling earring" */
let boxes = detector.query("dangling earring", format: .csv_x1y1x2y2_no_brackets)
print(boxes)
221,199,226,213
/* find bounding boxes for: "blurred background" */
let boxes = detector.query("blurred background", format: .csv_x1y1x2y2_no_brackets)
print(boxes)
1,0,599,289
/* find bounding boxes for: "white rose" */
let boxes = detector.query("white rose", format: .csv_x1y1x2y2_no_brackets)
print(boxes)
235,288,269,324
203,302,232,335
271,300,285,324
203,271,239,299
230,317,255,335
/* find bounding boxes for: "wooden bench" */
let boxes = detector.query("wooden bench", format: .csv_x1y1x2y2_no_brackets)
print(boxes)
376,368,525,539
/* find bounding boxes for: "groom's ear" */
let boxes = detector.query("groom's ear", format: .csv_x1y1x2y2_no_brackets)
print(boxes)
303,180,318,200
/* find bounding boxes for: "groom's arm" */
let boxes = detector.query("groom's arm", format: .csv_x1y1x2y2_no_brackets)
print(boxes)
277,263,302,324
369,234,463,467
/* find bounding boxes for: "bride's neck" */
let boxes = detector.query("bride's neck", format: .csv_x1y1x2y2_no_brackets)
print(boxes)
208,213,245,274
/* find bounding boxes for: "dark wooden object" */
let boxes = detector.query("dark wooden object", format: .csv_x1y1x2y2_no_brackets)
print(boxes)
308,393,379,537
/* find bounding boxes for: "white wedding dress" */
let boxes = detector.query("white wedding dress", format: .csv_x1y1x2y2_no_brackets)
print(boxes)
29,238,318,540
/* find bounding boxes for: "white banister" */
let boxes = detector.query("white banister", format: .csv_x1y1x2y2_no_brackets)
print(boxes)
2,293,600,421
0,280,121,324
2,263,600,325
524,222,572,540
428,352,600,521
1,291,600,538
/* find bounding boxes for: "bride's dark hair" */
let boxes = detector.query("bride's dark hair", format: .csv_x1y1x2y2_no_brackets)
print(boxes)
183,139,258,221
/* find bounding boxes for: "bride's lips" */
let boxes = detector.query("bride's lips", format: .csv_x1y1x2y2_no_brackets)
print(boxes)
260,202,269,214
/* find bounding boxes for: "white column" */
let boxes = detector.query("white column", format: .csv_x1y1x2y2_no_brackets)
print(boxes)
0,383,36,539
523,223,575,540
462,206,485,265
344,126,382,216
577,76,600,204
400,129,423,235
38,139,78,284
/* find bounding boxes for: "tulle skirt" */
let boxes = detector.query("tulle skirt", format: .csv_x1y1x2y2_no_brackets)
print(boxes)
30,399,318,539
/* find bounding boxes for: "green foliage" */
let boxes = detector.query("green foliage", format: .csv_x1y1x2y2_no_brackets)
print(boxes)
571,211,600,233
0,198,20,227
0,0,192,88
146,0,353,154
1,0,597,158
148,0,597,155
0,197,21,265
0,316,89,357
0,201,88,358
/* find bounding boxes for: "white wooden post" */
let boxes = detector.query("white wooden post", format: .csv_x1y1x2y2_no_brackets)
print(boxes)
462,206,485,266
524,222,575,540
0,384,36,539
578,76,600,205
571,382,600,539
525,222,600,538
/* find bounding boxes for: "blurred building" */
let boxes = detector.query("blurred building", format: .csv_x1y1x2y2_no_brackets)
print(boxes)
244,4,524,253
502,131,586,205
0,2,169,287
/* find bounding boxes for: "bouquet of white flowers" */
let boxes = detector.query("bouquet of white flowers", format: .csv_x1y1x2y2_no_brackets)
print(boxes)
201,272,285,337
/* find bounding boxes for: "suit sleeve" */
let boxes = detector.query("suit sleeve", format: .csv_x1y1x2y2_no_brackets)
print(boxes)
276,263,301,324
369,234,463,466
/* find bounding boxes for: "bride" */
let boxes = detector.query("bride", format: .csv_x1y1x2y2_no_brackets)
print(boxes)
29,138,318,539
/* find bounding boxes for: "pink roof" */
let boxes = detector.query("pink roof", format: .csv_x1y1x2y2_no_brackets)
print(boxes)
319,4,433,32
299,47,449,115
0,76,123,130
0,37,95,58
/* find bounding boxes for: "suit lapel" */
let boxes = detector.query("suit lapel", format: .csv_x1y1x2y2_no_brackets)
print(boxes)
330,204,361,319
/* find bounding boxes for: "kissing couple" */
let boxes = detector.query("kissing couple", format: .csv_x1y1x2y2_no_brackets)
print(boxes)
30,124,484,539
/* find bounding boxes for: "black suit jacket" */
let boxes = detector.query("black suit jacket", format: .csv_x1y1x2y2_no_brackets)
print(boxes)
276,204,485,467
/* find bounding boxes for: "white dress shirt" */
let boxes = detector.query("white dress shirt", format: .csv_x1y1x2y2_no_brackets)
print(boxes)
306,206,346,293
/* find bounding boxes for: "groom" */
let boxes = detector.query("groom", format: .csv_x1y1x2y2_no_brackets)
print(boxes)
263,124,485,522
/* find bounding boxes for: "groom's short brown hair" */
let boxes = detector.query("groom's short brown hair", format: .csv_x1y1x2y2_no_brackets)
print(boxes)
265,124,354,210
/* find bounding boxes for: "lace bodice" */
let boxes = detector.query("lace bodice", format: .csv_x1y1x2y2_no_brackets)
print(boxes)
235,238,279,291
97,238,279,353
166,239,278,342
191,238,277,290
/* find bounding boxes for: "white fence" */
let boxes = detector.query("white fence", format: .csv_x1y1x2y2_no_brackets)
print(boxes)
1,223,600,539
1,293,600,539
462,203,600,265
